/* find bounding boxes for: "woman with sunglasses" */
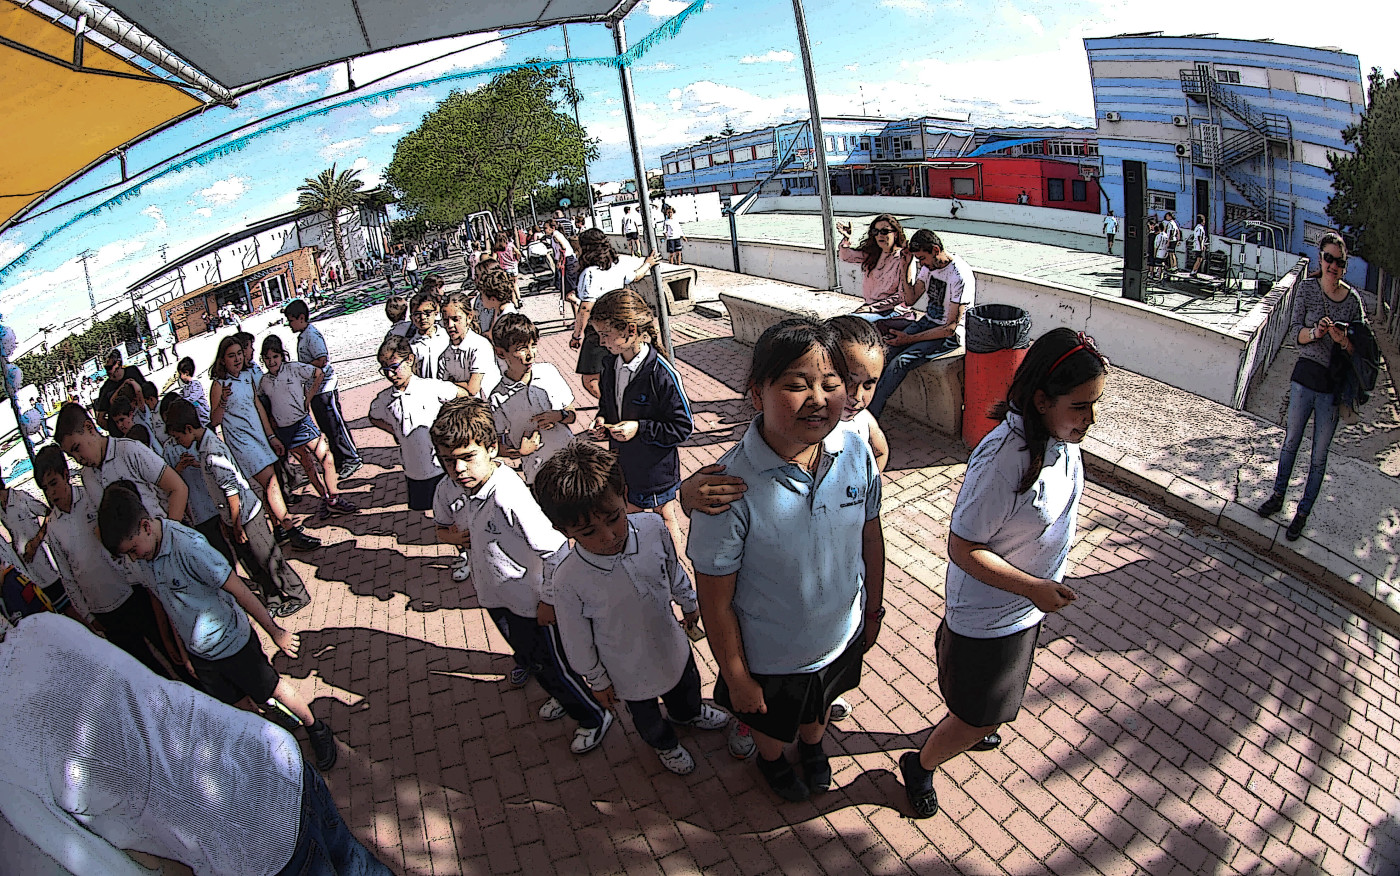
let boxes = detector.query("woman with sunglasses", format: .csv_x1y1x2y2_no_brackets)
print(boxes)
1257,231,1364,542
836,214,912,315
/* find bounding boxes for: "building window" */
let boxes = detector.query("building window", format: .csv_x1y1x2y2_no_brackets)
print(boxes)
694,154,710,169
755,143,774,160
951,177,976,197
1071,179,1088,202
679,159,693,172
1047,179,1065,201
860,137,871,151
712,150,730,165
1216,69,1241,84
825,136,836,153
1149,191,1177,212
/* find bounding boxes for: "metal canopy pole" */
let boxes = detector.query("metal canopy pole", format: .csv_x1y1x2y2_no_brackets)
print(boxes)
562,25,597,220
791,0,839,293
612,17,673,359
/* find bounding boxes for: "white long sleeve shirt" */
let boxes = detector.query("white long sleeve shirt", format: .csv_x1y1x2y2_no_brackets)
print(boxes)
44,485,138,617
551,513,697,701
0,614,303,876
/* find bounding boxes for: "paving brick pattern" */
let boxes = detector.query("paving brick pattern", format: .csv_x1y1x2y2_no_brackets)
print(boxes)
267,290,1400,875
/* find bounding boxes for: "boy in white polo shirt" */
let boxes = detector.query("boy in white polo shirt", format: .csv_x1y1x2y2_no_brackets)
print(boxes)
0,473,63,605
489,312,577,487
534,442,729,775
54,402,188,522
97,481,338,770
368,335,469,512
428,398,612,754
166,399,313,618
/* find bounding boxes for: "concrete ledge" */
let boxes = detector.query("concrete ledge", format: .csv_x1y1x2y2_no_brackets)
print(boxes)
1218,500,1280,554
633,265,700,316
719,288,965,437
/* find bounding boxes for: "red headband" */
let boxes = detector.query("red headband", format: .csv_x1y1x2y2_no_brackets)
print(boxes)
1048,332,1107,375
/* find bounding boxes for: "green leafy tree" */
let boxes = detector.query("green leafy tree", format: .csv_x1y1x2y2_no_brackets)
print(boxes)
720,118,738,137
1328,67,1400,276
387,64,598,229
297,164,366,273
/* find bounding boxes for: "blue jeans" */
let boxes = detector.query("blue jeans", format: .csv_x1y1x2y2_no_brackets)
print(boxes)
1271,381,1339,516
278,762,392,875
868,320,960,418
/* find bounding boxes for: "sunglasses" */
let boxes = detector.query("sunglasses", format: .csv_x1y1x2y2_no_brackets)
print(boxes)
380,360,408,377
1321,252,1347,267
873,227,894,235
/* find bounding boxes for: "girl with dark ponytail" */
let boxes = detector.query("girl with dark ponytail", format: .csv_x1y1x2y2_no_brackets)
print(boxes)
899,327,1108,819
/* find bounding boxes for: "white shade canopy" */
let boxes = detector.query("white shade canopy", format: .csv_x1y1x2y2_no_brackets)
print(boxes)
106,0,634,88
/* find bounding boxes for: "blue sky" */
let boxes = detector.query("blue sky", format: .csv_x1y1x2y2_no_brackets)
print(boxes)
1,0,1392,352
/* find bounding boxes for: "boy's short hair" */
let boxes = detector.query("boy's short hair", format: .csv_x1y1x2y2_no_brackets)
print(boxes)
177,357,196,377
158,392,181,417
378,334,413,363
115,382,138,404
97,480,149,555
532,442,625,531
141,381,159,401
477,268,515,303
34,445,68,485
164,399,201,433
492,312,539,352
54,402,92,442
385,296,408,323
109,395,136,421
283,299,310,321
429,397,498,453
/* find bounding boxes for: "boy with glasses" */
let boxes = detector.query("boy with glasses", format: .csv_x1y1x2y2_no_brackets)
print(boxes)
368,336,470,512
408,291,449,380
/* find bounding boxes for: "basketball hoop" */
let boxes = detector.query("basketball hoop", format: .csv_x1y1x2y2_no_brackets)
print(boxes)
1079,163,1099,182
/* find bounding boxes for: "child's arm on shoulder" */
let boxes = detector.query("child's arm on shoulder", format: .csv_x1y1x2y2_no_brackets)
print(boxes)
679,464,748,515
221,570,299,657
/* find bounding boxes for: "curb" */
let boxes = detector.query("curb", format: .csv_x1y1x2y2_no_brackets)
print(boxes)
1079,434,1400,637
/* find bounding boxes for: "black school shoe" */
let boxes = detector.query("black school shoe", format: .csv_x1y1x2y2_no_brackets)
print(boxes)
306,719,339,770
756,755,810,802
899,751,939,818
1257,493,1285,518
969,733,1002,752
797,740,832,793
1285,511,1309,542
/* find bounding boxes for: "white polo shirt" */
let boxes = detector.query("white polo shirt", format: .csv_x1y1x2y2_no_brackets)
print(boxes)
945,411,1082,638
145,519,249,661
439,332,501,401
44,485,138,617
489,363,575,486
2,488,61,588
552,513,697,701
431,464,566,618
296,323,336,393
79,436,170,518
369,377,461,481
410,327,450,380
259,361,317,428
195,429,262,526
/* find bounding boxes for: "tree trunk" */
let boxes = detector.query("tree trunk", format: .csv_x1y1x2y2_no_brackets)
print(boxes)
330,207,349,274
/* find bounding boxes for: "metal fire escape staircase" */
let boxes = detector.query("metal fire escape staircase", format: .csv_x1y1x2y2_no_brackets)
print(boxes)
1181,65,1293,239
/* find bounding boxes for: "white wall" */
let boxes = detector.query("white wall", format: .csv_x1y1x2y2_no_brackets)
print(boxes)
592,192,723,237
748,194,1109,239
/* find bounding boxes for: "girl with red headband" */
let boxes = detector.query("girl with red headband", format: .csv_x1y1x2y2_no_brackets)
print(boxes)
899,327,1108,819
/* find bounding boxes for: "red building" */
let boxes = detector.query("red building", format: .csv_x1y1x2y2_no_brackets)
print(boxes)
922,158,1101,213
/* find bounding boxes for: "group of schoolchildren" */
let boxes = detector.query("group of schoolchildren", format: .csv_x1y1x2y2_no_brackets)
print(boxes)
2,222,1110,838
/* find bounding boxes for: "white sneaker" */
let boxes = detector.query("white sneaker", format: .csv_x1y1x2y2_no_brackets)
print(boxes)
657,744,696,775
570,710,613,754
829,697,852,722
451,553,471,582
538,697,566,721
679,702,730,731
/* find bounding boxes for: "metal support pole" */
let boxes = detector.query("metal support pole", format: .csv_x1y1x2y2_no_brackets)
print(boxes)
790,0,839,293
613,18,673,360
562,25,597,219
728,207,741,273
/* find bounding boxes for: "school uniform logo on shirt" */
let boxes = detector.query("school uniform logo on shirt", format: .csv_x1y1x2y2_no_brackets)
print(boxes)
634,394,648,405
840,484,864,508
486,520,500,534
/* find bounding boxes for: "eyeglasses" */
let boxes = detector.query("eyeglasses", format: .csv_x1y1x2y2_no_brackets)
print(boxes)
1321,252,1347,267
412,309,439,319
873,227,894,235
379,360,407,377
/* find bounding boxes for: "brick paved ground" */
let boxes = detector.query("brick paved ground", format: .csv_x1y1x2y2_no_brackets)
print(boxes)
263,289,1400,875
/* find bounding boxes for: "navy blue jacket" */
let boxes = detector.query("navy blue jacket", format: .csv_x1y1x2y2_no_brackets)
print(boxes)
598,345,693,498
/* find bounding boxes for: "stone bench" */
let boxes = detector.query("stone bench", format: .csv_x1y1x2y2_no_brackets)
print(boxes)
718,286,965,437
633,264,699,316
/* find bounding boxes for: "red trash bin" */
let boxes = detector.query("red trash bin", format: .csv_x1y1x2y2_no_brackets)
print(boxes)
961,305,1032,448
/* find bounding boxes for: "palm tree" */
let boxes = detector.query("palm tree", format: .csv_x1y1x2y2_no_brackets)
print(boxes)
297,164,366,275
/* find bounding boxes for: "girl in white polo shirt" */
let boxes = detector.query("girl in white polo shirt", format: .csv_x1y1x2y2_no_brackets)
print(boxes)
899,327,1108,819
368,335,469,512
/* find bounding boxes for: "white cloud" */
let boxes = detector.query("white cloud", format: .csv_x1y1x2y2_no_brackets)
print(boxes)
198,177,248,206
141,205,167,232
351,157,383,187
367,101,401,119
844,63,860,72
740,50,795,65
667,88,682,100
636,61,678,72
547,44,563,53
321,138,366,158
997,3,1043,36
195,208,213,218
880,0,929,10
0,239,25,266
644,0,690,16
371,124,403,135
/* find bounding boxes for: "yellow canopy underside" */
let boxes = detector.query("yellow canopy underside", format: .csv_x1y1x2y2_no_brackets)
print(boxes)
0,4,201,227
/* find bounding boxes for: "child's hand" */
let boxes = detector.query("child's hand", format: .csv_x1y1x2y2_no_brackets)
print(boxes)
607,421,639,442
175,454,198,472
272,628,300,658
589,417,609,441
531,410,563,430
519,431,541,456
1029,580,1077,614
727,674,767,715
681,609,700,629
269,436,286,457
592,686,619,709
536,601,556,626
680,464,747,515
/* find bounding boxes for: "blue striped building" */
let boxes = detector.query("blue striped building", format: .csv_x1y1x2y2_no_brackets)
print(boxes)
1085,34,1367,284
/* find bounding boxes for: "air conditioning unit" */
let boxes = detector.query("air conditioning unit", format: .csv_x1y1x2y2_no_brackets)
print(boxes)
1105,112,1122,122
1175,143,1188,156
1172,115,1189,127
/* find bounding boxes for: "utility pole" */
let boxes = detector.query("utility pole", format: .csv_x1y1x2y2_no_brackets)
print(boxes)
562,25,597,219
77,248,96,309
